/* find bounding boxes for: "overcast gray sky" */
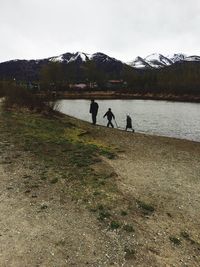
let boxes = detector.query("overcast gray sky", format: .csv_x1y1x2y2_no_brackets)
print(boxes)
1,0,200,62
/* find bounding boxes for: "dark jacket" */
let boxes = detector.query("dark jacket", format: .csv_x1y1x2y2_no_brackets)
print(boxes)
90,102,99,115
126,115,132,128
103,110,115,121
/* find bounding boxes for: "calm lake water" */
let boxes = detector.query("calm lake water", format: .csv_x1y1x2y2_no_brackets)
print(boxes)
58,99,200,142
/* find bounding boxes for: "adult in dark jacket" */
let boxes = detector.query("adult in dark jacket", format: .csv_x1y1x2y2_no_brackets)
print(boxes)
89,99,99,125
103,108,115,128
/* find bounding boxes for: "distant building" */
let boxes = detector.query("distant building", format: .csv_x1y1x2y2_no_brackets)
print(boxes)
69,83,88,89
106,80,127,89
69,82,98,90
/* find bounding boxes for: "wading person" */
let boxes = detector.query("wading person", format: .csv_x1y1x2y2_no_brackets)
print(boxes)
103,108,115,128
89,99,99,125
126,115,134,132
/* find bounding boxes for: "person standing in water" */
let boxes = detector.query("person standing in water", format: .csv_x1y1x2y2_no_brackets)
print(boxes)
103,108,115,128
89,99,99,125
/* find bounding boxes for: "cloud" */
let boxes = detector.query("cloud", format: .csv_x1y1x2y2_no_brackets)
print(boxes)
0,0,200,62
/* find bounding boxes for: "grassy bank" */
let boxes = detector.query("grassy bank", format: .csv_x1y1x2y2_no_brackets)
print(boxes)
0,108,136,230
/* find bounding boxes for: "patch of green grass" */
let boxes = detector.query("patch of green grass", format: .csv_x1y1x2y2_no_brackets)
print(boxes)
169,236,181,246
0,109,128,230
100,149,115,159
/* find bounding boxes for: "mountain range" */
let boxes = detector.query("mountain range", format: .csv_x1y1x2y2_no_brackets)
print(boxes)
35,51,200,69
127,53,200,69
0,51,200,81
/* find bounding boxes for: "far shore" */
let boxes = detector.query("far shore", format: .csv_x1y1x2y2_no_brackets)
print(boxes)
56,90,200,103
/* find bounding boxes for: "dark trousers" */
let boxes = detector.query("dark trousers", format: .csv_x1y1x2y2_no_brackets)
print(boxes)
107,120,114,128
92,113,97,125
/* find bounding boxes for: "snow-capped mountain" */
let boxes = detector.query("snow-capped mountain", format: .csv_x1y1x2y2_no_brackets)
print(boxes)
0,52,123,81
48,51,122,65
128,53,200,69
49,52,90,63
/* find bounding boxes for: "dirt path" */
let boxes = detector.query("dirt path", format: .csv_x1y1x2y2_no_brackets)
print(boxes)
102,130,200,266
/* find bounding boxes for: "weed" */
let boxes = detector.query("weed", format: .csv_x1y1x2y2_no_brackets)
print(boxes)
123,224,135,232
169,236,181,246
137,200,155,214
124,247,136,260
30,184,40,189
98,204,104,210
40,175,47,180
180,231,190,240
40,204,48,210
93,191,101,196
121,210,128,216
100,149,115,159
110,221,120,230
50,177,58,184
180,231,200,246
98,206,111,221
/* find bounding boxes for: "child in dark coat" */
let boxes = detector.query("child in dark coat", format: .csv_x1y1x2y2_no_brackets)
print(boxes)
126,115,134,132
103,108,115,128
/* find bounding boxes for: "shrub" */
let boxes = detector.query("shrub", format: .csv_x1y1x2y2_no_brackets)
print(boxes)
2,82,59,114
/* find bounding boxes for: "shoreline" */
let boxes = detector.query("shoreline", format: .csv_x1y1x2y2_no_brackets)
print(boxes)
56,91,200,103
64,114,200,144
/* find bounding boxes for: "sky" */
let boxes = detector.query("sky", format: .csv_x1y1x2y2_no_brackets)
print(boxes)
1,0,200,63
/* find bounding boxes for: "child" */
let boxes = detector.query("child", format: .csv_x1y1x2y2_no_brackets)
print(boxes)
126,115,134,132
103,108,115,128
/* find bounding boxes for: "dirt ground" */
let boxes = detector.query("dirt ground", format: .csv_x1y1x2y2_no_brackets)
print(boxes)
101,128,200,267
0,114,200,266
0,140,128,267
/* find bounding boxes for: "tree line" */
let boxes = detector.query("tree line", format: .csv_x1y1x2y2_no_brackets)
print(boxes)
39,60,200,95
1,60,200,95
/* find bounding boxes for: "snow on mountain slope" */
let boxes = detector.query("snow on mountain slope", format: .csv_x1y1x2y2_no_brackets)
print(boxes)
127,56,151,69
128,53,200,69
145,53,172,68
1,51,200,70
47,52,122,66
49,52,90,63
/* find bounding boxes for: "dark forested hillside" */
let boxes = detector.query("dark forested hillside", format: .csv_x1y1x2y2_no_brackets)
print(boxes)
0,52,200,96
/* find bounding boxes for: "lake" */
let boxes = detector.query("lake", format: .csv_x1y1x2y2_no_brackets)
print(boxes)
58,99,200,142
